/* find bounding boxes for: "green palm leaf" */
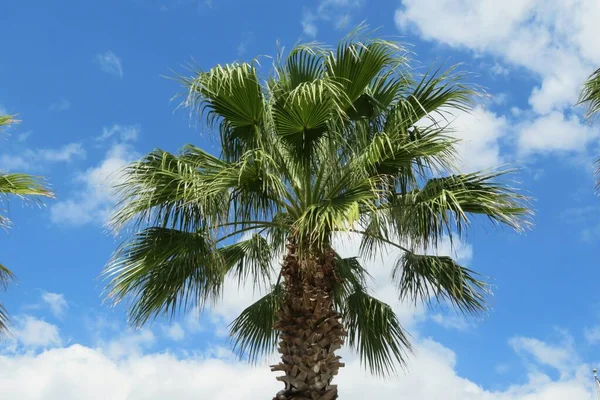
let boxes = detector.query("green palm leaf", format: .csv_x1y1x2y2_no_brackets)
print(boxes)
578,68,600,119
393,251,490,315
104,227,226,326
229,284,282,363
343,288,411,376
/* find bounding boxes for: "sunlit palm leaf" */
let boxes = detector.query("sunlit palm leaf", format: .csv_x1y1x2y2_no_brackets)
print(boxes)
184,63,266,160
389,170,530,247
578,68,600,119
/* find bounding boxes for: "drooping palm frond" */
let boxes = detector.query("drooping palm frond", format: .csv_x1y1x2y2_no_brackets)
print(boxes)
103,227,226,326
386,170,530,249
229,283,282,363
343,287,412,377
393,251,490,315
220,233,276,289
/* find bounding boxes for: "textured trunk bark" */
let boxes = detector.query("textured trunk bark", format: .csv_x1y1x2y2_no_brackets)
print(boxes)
271,241,346,400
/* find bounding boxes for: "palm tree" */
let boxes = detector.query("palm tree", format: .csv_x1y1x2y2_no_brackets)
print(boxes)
104,33,529,400
0,114,54,334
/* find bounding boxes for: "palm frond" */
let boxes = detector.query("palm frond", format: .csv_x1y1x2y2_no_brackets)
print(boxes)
0,114,17,128
110,147,230,231
229,284,282,363
220,233,276,289
103,227,226,327
393,251,490,315
327,38,407,106
0,263,14,335
0,173,54,198
399,64,477,128
343,288,411,376
578,68,600,120
388,170,530,247
272,77,348,158
183,63,266,160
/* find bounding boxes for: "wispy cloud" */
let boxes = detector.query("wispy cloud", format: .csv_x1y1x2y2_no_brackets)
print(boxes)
41,292,69,320
162,323,185,342
301,0,363,38
96,124,140,142
430,314,475,332
237,32,255,58
95,51,123,78
49,99,71,112
0,143,86,171
50,125,140,227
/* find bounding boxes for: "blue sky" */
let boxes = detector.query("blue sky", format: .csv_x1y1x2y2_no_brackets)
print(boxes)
1,0,600,398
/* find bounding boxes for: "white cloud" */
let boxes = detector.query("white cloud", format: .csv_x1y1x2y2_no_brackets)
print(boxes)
49,99,71,112
8,316,62,350
36,143,86,163
444,106,508,172
96,51,124,78
162,323,185,342
50,141,138,226
395,0,600,161
102,329,156,359
301,11,318,37
0,143,85,171
517,112,599,154
96,124,140,142
41,292,68,320
0,334,594,399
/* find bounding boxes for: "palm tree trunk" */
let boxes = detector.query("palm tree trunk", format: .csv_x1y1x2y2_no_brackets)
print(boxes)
271,241,346,400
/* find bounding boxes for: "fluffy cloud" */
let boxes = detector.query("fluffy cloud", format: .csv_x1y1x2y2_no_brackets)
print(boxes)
96,51,124,78
0,333,594,399
7,316,62,350
50,125,140,226
517,112,599,154
395,0,600,161
0,232,593,398
444,106,508,172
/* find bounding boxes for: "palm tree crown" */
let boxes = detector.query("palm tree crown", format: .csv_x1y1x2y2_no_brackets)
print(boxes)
0,114,54,334
104,31,529,397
